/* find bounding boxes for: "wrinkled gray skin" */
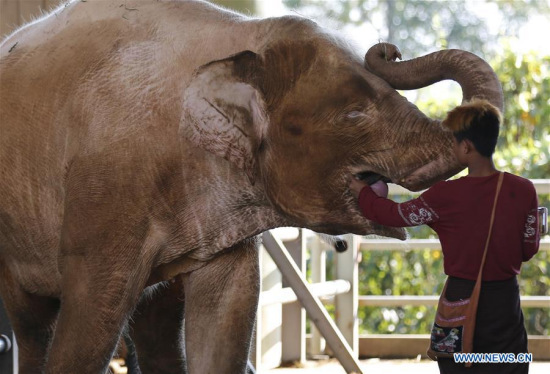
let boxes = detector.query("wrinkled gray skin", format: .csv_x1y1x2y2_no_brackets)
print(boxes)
0,1,503,373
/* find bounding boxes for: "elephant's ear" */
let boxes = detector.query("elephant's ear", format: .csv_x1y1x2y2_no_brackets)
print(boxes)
181,51,268,185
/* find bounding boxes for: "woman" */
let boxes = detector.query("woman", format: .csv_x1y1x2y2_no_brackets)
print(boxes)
349,99,540,373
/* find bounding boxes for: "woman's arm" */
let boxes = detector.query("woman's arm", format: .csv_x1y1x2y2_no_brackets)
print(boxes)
350,178,440,228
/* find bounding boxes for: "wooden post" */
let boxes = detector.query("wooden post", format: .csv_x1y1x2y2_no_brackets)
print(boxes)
310,234,327,356
253,245,283,371
281,230,306,364
334,234,359,356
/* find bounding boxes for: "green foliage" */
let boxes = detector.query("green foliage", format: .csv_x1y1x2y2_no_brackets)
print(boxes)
358,248,443,334
358,232,549,335
209,0,257,15
413,48,550,179
282,0,549,56
492,47,550,178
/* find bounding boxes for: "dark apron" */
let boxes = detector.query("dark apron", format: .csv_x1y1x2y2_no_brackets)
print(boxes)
437,276,529,374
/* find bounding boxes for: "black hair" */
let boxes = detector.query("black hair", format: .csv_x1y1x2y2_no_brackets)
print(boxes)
453,109,500,157
442,99,501,158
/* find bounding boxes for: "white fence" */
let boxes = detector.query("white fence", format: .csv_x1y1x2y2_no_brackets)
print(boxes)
253,180,550,373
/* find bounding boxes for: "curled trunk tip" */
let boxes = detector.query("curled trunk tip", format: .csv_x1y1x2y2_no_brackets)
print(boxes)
364,43,504,113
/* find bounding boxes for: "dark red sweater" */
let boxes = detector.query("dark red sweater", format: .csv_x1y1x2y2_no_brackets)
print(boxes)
358,172,540,281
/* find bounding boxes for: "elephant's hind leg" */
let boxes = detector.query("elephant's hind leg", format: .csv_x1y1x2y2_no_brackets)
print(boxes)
0,259,60,374
182,239,260,374
129,280,186,374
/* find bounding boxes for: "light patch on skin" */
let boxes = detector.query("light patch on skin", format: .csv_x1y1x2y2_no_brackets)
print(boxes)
141,219,169,262
77,41,171,148
181,55,269,183
184,84,253,169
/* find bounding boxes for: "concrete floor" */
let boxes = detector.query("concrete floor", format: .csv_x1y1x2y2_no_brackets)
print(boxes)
263,358,550,374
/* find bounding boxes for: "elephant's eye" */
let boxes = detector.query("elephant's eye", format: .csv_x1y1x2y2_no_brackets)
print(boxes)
344,111,365,120
335,110,368,126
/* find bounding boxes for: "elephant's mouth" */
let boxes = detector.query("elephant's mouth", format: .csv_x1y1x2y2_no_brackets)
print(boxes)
350,170,407,239
355,171,392,185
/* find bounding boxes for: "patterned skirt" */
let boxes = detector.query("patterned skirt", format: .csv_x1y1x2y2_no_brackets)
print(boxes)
437,276,529,374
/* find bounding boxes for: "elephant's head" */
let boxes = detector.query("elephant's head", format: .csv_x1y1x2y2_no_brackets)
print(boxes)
182,25,503,239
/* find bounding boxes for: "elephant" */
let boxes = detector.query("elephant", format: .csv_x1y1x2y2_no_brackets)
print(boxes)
0,0,503,373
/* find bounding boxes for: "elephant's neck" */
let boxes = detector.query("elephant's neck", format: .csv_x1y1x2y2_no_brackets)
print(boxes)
184,197,288,262
152,175,290,272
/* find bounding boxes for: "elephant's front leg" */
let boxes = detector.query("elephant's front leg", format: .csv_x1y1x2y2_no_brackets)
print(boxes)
44,252,150,374
45,223,154,374
182,239,260,374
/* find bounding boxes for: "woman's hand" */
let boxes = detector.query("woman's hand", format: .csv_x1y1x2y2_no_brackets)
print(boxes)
349,177,369,199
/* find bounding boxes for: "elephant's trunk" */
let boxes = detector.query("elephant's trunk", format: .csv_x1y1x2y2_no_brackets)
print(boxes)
363,43,503,191
364,43,503,112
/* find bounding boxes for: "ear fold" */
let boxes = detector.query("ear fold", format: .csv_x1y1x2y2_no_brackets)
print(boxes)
181,51,268,185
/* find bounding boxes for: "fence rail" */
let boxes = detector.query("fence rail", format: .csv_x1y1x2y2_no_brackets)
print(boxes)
388,178,550,195
360,238,550,251
260,280,351,307
359,295,550,308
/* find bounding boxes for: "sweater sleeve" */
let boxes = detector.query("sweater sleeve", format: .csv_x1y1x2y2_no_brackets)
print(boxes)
358,184,441,227
522,190,540,261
